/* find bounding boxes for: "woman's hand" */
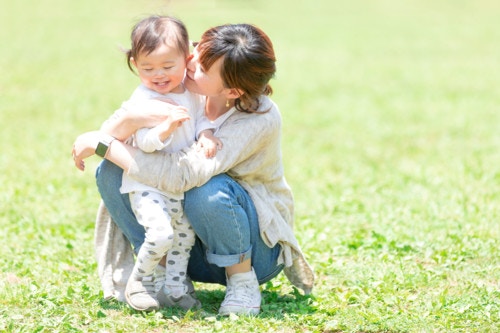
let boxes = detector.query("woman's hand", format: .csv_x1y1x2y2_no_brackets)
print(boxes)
72,131,102,171
102,99,188,140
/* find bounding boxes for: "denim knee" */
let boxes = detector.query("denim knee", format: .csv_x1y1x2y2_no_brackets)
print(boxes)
184,174,256,265
185,174,231,207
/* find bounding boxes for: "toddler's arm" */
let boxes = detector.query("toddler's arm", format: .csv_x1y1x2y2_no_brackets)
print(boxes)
134,127,171,153
135,106,191,153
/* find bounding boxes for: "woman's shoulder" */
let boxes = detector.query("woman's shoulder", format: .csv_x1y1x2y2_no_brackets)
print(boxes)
232,96,280,118
262,96,281,121
233,96,280,125
258,95,277,111
222,96,281,138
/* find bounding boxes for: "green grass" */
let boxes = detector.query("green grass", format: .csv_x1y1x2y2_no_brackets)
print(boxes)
1,0,499,332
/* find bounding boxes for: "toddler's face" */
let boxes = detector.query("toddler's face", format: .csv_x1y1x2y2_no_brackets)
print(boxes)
132,43,186,95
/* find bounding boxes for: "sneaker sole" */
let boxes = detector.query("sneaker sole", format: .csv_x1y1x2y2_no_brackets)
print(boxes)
218,305,260,316
125,292,160,312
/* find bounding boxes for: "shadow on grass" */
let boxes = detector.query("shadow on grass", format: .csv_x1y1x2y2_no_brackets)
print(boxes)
260,289,316,318
99,298,129,311
97,288,316,319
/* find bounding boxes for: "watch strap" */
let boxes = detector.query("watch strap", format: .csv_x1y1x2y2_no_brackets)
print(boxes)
95,135,116,158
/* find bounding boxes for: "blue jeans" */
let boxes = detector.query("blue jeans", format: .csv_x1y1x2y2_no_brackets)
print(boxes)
95,160,283,285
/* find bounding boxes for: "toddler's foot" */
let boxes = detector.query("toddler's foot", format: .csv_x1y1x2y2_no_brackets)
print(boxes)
157,279,201,310
125,275,159,311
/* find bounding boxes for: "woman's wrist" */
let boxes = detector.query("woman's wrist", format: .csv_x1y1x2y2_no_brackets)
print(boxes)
103,136,137,172
72,130,107,171
95,133,117,158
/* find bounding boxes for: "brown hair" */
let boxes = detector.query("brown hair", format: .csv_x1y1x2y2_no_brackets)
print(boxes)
126,16,189,73
197,24,276,113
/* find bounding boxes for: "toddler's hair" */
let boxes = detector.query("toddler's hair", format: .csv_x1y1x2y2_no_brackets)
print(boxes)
126,15,189,73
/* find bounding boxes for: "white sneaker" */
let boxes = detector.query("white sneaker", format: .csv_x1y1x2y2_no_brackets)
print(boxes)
219,268,261,316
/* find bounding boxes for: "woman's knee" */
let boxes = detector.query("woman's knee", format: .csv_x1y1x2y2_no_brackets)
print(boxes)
184,174,231,210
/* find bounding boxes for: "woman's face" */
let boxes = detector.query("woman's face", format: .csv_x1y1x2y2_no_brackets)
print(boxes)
184,46,226,97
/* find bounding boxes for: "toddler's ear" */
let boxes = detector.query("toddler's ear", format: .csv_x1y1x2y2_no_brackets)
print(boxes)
130,57,137,68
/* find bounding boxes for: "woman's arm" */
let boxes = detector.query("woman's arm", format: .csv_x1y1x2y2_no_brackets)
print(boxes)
72,101,189,170
73,100,280,194
72,131,137,171
127,106,281,193
100,99,187,141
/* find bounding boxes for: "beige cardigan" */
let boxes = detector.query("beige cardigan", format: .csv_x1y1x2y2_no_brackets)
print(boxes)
94,96,314,301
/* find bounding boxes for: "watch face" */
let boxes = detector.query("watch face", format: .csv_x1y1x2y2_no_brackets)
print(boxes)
95,142,108,158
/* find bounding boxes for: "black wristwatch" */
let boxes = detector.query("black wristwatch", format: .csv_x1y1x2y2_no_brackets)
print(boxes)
95,135,116,158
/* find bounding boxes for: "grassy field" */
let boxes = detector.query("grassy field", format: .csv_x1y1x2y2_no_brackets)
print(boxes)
1,0,499,332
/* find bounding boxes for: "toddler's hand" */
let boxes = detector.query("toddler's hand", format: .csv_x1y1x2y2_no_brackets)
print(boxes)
197,131,223,158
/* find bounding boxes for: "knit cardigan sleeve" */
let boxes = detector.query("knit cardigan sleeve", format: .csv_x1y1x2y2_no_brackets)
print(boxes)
125,106,277,194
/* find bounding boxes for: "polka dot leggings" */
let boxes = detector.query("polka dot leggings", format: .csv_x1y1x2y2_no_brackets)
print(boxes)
129,190,195,289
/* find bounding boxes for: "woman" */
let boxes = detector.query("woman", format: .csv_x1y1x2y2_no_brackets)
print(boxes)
73,23,314,316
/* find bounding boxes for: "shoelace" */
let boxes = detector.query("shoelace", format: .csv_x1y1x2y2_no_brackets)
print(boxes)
224,282,254,304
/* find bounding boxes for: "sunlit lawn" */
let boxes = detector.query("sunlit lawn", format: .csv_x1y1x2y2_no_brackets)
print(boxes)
1,0,499,332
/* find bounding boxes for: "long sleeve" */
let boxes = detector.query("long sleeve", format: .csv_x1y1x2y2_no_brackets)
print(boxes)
134,127,173,153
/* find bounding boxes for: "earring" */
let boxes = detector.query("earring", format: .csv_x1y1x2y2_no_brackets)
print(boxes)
226,100,230,107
